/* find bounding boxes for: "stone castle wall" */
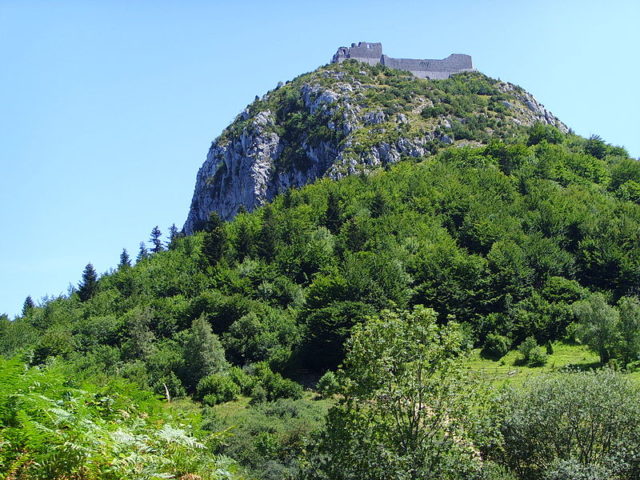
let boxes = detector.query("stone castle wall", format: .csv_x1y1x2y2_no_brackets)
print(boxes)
332,42,473,79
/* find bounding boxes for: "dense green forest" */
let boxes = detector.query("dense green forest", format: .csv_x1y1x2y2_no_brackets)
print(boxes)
3,61,640,479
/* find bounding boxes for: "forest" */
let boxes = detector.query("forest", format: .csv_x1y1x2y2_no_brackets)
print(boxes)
3,61,640,479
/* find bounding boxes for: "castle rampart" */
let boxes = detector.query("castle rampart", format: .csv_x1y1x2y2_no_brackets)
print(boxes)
332,42,473,79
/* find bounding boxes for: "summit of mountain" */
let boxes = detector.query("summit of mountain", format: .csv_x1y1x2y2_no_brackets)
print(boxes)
184,57,566,232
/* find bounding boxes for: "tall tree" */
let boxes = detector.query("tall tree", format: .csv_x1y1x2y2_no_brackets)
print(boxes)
324,191,342,233
150,226,163,253
573,293,620,363
137,242,149,262
235,222,253,261
78,263,98,302
22,296,35,316
617,296,640,364
256,205,277,261
118,248,131,269
370,190,387,218
121,307,156,360
202,212,226,266
307,306,487,479
167,223,180,249
181,315,228,392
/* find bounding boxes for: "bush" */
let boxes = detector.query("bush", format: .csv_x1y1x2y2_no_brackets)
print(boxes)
544,458,612,480
517,336,547,366
493,370,640,480
249,362,303,403
228,366,255,395
527,123,563,146
481,333,511,360
317,370,339,397
196,373,240,405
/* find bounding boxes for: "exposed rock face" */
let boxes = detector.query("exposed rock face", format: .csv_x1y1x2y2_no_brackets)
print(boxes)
497,82,568,132
183,63,568,234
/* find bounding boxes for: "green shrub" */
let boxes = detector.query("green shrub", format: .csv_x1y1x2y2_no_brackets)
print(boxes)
494,370,640,480
317,370,339,397
228,365,255,395
0,358,238,480
482,333,511,360
517,336,547,366
527,123,564,146
196,373,240,404
249,362,303,403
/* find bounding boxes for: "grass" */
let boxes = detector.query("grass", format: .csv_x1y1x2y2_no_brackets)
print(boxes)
466,342,601,388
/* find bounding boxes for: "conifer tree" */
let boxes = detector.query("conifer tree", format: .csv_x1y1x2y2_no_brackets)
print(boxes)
236,222,253,261
119,248,131,269
78,263,98,302
137,242,149,262
202,212,226,266
167,223,180,249
256,205,277,261
22,296,35,316
282,189,293,209
370,190,387,218
324,191,342,233
150,226,163,253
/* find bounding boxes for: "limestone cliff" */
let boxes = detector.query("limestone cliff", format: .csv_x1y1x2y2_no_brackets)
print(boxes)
184,61,567,233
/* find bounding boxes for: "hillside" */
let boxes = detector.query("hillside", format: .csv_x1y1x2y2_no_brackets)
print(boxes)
184,60,566,231
3,60,640,479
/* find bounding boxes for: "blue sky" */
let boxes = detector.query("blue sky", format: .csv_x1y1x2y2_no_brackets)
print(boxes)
1,0,639,317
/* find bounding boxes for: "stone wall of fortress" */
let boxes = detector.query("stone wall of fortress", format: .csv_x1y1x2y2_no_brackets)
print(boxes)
332,42,473,79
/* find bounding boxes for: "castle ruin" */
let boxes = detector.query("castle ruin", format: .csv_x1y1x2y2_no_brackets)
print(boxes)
331,42,473,79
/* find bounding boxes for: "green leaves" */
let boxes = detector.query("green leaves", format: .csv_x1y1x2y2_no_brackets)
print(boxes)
307,307,491,479
494,370,640,479
0,357,238,480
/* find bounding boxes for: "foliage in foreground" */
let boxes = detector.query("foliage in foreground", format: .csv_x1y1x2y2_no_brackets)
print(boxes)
305,306,500,480
0,357,241,480
492,369,640,480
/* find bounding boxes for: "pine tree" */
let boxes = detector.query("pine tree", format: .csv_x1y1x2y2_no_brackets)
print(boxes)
22,296,35,316
78,263,98,302
202,212,226,266
324,191,342,233
167,223,180,249
370,190,387,218
137,242,149,262
236,222,253,261
344,218,366,252
119,248,131,269
150,226,163,253
256,205,277,261
282,189,293,209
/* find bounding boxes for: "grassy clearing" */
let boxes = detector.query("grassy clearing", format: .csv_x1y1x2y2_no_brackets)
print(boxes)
466,342,601,388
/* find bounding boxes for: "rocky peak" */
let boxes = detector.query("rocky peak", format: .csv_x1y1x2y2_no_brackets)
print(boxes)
183,62,567,234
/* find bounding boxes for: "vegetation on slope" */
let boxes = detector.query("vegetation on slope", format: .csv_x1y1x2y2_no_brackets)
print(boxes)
215,60,567,180
2,63,640,478
0,357,241,480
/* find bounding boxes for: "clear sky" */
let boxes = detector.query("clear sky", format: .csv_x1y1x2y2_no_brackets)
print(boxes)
1,0,639,317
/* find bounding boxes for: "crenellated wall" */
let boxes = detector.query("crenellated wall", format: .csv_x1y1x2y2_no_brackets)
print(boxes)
331,42,473,79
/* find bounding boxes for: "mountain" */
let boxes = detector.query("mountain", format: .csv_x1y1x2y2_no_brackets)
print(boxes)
184,59,566,232
5,48,640,480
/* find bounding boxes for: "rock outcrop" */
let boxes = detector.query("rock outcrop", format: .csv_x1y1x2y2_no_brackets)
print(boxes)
184,61,567,234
